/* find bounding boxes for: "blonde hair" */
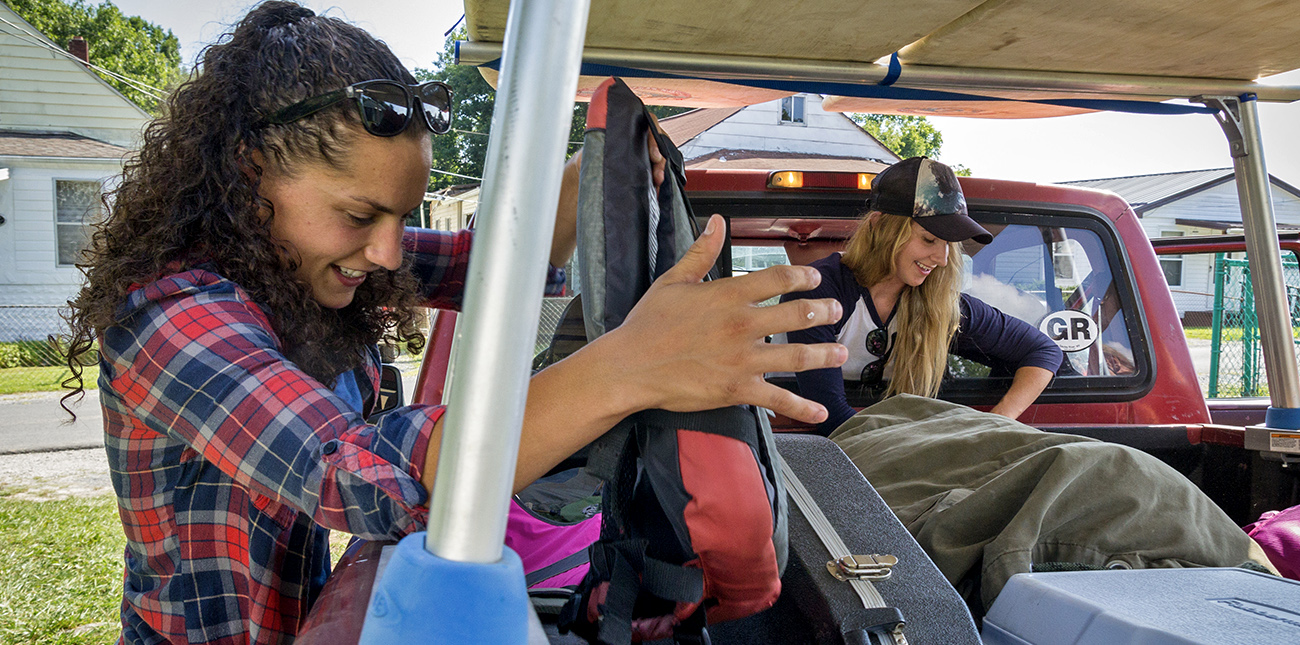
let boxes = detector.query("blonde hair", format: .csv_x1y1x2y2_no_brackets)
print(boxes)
840,212,963,398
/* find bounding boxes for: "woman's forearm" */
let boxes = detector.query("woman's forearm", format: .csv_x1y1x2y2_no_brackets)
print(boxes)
988,366,1054,420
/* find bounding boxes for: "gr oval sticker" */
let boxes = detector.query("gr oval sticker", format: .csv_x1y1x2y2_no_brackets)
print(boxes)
1039,310,1099,352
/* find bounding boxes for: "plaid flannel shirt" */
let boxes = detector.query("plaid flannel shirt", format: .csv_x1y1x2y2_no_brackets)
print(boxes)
104,228,564,645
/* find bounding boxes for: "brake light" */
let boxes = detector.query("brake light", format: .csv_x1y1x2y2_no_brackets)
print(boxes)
769,171,803,188
767,171,875,190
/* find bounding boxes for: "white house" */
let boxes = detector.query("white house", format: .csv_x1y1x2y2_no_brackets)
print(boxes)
1064,169,1300,323
660,93,899,172
0,3,149,338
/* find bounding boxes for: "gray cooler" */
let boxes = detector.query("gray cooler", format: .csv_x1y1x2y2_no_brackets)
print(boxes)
983,568,1300,645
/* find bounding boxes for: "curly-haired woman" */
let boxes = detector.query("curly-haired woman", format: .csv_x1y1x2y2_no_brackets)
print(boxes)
781,157,1062,435
62,3,846,643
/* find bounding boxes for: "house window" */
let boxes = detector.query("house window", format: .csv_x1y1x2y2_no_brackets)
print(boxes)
779,96,805,125
1159,230,1184,287
55,180,104,266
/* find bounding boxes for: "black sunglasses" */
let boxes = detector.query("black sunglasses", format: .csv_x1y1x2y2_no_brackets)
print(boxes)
859,328,894,385
261,79,453,137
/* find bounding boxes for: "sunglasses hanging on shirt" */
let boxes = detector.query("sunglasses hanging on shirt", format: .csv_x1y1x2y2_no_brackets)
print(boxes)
859,327,894,386
260,79,453,137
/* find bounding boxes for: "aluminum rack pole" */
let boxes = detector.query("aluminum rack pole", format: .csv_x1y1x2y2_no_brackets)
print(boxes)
426,0,592,563
455,41,1300,103
1237,98,1300,414
1202,95,1300,415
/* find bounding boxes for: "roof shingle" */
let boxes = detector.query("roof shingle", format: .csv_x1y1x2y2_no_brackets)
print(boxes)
0,130,130,159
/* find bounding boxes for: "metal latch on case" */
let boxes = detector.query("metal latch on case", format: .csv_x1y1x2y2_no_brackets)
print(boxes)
827,554,898,581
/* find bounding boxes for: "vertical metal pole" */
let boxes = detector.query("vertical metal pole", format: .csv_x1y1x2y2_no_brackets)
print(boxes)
1199,94,1300,413
1232,97,1300,410
425,0,592,563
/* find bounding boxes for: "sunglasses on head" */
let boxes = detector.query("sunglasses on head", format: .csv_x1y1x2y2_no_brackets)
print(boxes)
261,79,453,137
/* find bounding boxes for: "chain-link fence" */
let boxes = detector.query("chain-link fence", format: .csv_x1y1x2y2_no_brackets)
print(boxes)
1208,255,1300,397
0,305,82,396
536,296,577,356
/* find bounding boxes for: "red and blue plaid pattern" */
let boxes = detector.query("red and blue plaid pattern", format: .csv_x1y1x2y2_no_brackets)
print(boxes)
103,229,563,644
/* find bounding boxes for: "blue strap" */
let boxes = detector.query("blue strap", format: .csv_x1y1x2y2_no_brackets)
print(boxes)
879,53,902,87
477,57,1218,116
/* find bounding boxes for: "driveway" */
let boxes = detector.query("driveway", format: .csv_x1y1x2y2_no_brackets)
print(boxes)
0,390,102,455
0,368,420,455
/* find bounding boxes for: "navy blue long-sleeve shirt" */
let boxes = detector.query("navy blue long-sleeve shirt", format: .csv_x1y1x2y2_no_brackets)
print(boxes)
781,253,1063,435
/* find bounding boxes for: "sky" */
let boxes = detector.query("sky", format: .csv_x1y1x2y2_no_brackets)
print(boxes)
110,0,1300,186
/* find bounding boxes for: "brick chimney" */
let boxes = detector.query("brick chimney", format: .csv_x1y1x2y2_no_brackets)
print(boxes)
68,36,88,64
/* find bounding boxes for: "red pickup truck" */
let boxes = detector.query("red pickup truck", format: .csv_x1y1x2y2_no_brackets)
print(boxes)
412,168,1299,526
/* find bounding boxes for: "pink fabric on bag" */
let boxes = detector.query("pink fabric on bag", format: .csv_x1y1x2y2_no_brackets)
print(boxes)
504,499,602,588
1244,505,1300,580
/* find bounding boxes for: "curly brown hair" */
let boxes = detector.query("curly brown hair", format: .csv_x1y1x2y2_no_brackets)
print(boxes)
61,1,428,414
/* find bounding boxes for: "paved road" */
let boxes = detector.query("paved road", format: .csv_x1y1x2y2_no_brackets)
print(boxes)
0,391,103,454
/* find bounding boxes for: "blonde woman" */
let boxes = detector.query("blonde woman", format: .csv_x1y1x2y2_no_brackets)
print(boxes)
783,157,1062,435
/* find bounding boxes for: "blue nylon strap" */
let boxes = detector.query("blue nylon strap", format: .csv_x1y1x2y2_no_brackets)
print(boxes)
477,57,1218,116
879,52,902,86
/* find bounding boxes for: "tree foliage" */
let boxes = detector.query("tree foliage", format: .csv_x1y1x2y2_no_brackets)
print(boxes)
4,0,183,114
417,30,685,190
850,113,944,160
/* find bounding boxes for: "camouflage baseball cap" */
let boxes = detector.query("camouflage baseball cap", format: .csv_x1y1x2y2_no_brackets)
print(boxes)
869,157,992,244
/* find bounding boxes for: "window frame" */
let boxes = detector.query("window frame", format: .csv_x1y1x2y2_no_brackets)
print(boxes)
1158,230,1186,288
933,205,1155,407
52,178,105,267
779,95,806,125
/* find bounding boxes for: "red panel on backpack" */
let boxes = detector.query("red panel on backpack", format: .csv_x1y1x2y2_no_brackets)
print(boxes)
586,77,615,131
677,428,782,623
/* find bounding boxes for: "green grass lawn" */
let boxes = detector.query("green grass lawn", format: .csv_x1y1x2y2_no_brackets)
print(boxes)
0,490,351,644
0,366,98,396
0,493,123,645
1183,326,1243,342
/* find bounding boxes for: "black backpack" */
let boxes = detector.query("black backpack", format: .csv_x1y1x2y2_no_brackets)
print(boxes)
556,78,788,645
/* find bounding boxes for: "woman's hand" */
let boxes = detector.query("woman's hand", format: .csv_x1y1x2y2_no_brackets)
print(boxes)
502,214,846,490
593,214,847,424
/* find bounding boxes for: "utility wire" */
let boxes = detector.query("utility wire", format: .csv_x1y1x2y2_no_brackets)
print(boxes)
452,128,585,147
430,168,482,182
0,17,168,102
425,192,479,205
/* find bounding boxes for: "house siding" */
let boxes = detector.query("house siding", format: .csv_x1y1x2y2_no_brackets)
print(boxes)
0,2,147,333
1139,181,1300,319
0,160,120,306
0,7,149,148
677,95,897,163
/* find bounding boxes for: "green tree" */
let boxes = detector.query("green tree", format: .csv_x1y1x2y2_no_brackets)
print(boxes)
851,113,944,160
418,30,685,190
4,0,183,114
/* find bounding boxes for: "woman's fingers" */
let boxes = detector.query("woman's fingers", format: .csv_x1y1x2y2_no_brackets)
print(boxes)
752,340,847,378
646,127,666,189
749,296,843,338
721,263,824,306
749,383,829,425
